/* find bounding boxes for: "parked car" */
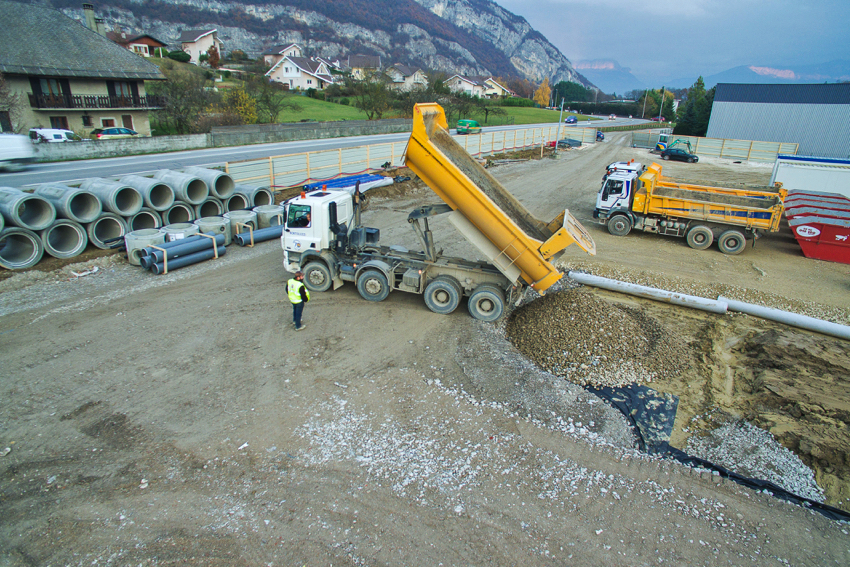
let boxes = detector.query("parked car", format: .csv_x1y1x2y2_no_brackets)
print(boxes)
564,116,577,124
596,131,605,141
456,119,481,135
660,148,699,163
29,128,81,143
0,134,35,172
90,127,140,140
650,117,666,122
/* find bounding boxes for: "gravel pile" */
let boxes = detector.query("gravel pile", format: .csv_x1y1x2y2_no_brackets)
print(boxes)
506,287,692,388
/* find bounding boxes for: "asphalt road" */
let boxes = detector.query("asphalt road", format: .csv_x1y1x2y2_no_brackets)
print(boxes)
0,117,651,188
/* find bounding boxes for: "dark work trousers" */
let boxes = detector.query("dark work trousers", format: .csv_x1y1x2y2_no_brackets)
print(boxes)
292,301,304,328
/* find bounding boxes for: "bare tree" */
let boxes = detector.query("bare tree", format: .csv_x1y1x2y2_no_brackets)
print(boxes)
351,71,393,120
0,72,24,133
148,61,218,134
246,75,302,123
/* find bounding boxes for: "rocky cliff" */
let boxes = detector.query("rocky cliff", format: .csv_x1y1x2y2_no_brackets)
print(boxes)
49,0,592,87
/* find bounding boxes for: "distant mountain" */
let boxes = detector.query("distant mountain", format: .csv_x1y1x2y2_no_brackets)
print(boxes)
668,59,850,89
573,59,644,95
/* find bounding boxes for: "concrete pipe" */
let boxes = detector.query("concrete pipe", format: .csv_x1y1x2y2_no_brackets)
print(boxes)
0,227,44,269
0,209,3,232
224,193,251,212
34,183,102,223
127,207,163,231
234,225,284,246
141,232,226,268
120,174,176,212
39,219,88,259
78,179,143,217
720,297,850,341
86,213,127,249
194,197,224,219
224,210,257,237
153,170,208,205
124,228,165,267
195,216,232,246
184,167,235,200
234,184,273,207
162,203,196,225
151,245,227,275
162,222,200,243
0,187,57,231
252,204,284,228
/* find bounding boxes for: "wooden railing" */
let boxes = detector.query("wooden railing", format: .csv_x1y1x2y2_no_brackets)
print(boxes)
28,93,166,110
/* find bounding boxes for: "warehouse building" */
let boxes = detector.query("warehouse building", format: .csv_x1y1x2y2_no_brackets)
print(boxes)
706,83,850,159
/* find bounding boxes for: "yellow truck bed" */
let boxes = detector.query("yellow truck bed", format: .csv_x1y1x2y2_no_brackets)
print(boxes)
635,164,785,232
404,103,595,293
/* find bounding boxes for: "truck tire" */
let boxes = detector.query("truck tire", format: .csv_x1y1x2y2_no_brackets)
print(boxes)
356,269,389,302
718,230,747,255
468,284,505,322
607,215,632,237
686,225,713,250
302,261,332,292
424,276,462,315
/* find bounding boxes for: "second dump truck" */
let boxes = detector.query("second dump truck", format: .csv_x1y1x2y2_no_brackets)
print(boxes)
594,163,786,255
280,103,595,321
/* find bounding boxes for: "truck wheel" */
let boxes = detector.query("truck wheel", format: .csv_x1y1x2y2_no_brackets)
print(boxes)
718,230,747,255
686,225,713,250
424,276,462,315
607,215,632,237
468,284,505,322
356,269,389,302
302,261,332,292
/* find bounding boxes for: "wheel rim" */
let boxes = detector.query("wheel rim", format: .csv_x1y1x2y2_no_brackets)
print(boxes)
476,297,495,314
364,278,383,296
694,233,707,244
308,271,326,287
432,289,451,307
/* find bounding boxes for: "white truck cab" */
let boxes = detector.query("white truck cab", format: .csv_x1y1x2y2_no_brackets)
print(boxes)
595,169,639,218
281,189,355,272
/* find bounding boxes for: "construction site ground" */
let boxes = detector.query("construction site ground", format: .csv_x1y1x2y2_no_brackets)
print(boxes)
1,132,849,566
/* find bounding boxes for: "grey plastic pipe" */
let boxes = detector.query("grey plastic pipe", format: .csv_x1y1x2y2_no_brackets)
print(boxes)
234,184,273,207
139,234,207,258
567,271,729,314
154,170,208,205
127,207,162,231
151,245,227,275
34,183,102,223
234,225,284,246
185,167,235,199
0,227,44,269
225,193,251,212
0,187,57,230
162,202,195,224
140,232,226,268
87,213,127,249
39,219,88,259
720,297,850,341
79,178,143,216
121,174,176,211
193,197,224,219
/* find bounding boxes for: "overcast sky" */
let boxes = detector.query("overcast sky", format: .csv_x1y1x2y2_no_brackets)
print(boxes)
496,0,850,85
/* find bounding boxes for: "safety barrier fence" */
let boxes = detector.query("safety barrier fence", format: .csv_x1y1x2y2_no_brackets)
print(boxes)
224,126,599,188
631,132,799,163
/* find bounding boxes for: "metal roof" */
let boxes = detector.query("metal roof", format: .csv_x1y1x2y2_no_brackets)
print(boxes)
714,83,850,105
0,0,164,80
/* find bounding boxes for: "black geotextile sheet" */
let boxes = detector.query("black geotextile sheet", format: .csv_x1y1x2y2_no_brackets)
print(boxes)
589,384,850,522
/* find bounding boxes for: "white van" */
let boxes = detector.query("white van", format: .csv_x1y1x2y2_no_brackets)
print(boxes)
29,128,80,143
0,134,35,172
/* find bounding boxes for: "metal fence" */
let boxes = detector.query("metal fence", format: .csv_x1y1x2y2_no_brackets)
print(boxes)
631,132,799,162
225,125,599,188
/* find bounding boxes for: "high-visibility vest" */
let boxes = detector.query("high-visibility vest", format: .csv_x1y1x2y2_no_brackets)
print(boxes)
287,278,309,303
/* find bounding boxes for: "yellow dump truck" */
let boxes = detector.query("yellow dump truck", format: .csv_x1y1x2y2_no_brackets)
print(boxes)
280,103,595,321
593,163,785,254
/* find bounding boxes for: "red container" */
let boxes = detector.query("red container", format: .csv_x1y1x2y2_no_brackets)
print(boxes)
788,216,850,264
786,199,850,213
786,207,850,221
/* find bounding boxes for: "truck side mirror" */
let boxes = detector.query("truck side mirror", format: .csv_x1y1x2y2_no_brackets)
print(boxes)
329,201,340,234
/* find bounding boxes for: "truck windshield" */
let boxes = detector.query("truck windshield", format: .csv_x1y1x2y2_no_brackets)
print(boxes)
287,204,312,228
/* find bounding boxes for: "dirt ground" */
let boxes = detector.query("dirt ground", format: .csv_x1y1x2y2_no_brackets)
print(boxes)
1,132,849,566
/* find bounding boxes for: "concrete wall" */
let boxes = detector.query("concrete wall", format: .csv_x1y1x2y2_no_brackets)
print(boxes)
33,134,209,161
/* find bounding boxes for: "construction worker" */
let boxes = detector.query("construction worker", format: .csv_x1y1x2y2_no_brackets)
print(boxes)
287,270,310,331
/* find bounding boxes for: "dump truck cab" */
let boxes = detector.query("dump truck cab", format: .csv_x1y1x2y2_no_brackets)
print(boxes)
282,189,356,273
595,170,638,220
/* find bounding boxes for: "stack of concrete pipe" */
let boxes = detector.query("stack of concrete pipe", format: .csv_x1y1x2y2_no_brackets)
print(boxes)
0,168,273,271
126,228,227,275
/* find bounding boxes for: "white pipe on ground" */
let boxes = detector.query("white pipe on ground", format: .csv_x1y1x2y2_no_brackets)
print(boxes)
567,271,729,314
720,297,850,341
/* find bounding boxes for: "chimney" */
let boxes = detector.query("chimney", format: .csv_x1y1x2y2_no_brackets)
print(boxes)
82,4,96,31
95,17,107,36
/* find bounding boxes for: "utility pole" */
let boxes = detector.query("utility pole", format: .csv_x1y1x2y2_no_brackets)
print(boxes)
554,97,565,151
658,86,665,122
641,88,648,118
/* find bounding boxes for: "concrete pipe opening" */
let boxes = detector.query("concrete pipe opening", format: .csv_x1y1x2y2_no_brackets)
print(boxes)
0,188,57,231
40,219,87,259
127,208,163,231
87,213,127,249
79,179,143,217
121,174,176,211
185,167,235,199
194,198,224,219
0,227,45,269
162,222,200,242
163,203,195,225
253,204,284,228
234,185,273,207
124,228,165,266
225,194,250,212
34,184,102,223
153,170,209,205
68,192,102,223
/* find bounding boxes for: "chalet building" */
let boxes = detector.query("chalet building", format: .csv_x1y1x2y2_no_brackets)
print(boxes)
180,29,223,65
0,0,165,135
387,64,427,92
263,44,303,68
346,55,382,80
446,75,486,98
107,31,167,58
265,57,335,90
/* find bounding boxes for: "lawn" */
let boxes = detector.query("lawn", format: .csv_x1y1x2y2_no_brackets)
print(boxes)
275,96,367,122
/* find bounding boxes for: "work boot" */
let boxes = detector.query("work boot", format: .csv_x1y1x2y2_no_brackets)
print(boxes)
296,324,306,331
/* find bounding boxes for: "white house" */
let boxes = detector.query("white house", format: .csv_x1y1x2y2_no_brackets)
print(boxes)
179,29,223,65
446,75,486,98
477,77,514,99
387,64,427,92
266,56,334,90
263,44,303,68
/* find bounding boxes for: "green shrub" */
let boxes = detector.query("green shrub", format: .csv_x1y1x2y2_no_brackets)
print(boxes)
221,70,231,79
167,50,191,63
501,97,535,107
339,97,350,106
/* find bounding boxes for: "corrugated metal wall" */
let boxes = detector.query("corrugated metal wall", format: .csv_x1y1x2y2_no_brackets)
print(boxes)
706,102,850,159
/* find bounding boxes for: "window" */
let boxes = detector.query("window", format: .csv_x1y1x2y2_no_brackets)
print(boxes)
101,118,116,127
39,78,63,97
50,116,69,129
122,115,133,129
0,111,11,132
287,204,312,228
82,115,93,127
307,79,312,85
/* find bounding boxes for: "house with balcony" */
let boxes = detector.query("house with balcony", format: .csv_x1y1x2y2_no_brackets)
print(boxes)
446,75,486,98
346,55,382,81
265,57,335,90
263,44,303,68
473,76,515,99
107,31,167,58
387,64,427,92
180,29,223,65
0,0,165,136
